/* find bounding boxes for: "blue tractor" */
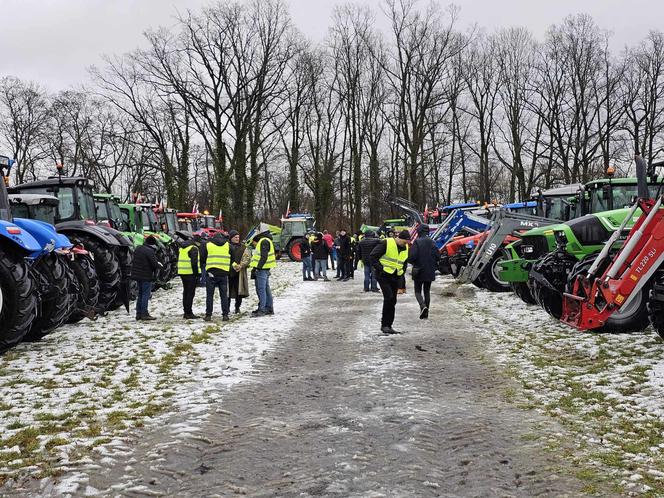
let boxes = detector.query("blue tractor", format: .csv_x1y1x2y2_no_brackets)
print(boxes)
0,156,47,350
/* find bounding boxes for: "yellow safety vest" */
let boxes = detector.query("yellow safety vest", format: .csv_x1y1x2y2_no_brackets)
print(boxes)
177,245,196,275
250,237,276,269
206,241,231,272
379,238,409,276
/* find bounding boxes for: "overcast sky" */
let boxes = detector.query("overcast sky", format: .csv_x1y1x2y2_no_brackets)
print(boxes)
0,0,659,90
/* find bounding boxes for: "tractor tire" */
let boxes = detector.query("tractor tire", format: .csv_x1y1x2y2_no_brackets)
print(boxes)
566,254,650,333
512,282,537,305
66,253,100,323
528,250,578,319
154,245,171,287
26,253,73,340
76,236,121,313
110,246,134,311
476,252,511,293
0,250,38,351
648,270,664,339
287,238,306,262
168,244,179,280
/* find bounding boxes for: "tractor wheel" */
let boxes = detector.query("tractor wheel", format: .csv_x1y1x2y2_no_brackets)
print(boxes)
26,253,73,340
566,254,650,333
512,282,537,305
529,251,578,319
437,255,452,275
76,236,120,313
648,270,664,339
287,238,306,262
154,245,171,286
110,246,134,310
0,249,38,351
169,244,179,280
476,252,511,293
66,253,100,323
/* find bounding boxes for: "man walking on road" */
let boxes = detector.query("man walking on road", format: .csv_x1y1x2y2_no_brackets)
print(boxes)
371,229,410,335
177,235,201,319
408,224,439,319
250,228,277,317
358,231,381,292
201,232,232,322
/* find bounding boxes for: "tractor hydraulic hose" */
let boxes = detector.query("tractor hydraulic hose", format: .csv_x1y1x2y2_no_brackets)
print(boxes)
587,200,641,277
607,196,663,280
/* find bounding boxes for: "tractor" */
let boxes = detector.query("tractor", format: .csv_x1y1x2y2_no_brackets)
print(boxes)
10,171,134,314
276,213,315,261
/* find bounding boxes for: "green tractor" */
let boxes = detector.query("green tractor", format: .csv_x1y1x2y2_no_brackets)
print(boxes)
276,214,315,261
118,203,177,283
501,173,663,327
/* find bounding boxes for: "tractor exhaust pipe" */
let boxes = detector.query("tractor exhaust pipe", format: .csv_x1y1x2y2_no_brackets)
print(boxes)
636,154,649,199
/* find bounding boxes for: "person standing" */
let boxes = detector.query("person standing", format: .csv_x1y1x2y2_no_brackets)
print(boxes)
323,230,335,270
311,232,330,281
358,231,381,292
370,230,410,334
334,231,342,278
301,235,313,281
131,236,160,321
177,235,201,319
201,232,232,322
408,224,439,319
228,230,250,314
337,229,352,281
250,230,276,317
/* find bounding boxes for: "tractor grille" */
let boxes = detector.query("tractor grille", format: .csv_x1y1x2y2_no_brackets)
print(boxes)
519,235,550,259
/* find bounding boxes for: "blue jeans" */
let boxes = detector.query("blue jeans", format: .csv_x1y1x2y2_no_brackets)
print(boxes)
302,257,313,279
315,259,328,278
255,269,273,312
331,247,337,270
206,274,230,316
136,280,152,317
364,265,378,291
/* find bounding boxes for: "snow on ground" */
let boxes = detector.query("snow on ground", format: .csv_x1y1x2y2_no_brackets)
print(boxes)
447,277,664,496
0,262,320,489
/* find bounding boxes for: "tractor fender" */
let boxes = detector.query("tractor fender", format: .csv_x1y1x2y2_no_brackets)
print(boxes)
98,225,134,247
0,220,42,253
12,218,72,251
56,222,122,246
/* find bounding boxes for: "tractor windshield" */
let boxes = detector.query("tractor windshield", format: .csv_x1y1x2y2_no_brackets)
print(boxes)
11,202,57,225
77,187,96,221
588,184,658,213
545,196,573,221
95,199,110,221
108,201,126,230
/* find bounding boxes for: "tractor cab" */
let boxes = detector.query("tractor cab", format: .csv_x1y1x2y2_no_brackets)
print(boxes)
504,201,538,216
11,176,98,225
533,184,582,221
177,213,201,233
94,193,129,231
8,194,59,225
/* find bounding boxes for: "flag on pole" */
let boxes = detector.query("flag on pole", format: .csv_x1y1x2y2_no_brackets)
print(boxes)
284,200,291,219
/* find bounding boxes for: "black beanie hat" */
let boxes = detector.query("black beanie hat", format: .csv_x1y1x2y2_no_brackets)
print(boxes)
398,230,410,240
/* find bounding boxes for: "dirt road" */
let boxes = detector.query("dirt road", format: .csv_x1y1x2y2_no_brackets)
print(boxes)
38,275,581,497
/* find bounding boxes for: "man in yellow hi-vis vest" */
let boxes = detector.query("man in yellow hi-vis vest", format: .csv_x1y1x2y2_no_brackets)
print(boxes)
177,236,201,319
250,230,276,317
201,232,232,321
370,229,410,335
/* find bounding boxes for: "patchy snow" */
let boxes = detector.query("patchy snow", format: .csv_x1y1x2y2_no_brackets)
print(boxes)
0,262,321,491
447,277,664,495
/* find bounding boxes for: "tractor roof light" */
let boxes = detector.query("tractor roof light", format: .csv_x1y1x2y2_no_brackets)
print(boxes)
7,226,21,235
606,165,616,177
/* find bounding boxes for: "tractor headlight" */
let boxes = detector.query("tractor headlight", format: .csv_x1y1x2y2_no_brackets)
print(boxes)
521,245,534,255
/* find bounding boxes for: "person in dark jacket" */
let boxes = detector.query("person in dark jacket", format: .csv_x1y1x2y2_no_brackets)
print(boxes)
370,230,410,334
200,232,231,322
358,231,381,292
228,230,250,313
337,230,353,281
178,236,200,319
131,236,160,321
408,224,439,319
311,232,330,281
301,235,313,281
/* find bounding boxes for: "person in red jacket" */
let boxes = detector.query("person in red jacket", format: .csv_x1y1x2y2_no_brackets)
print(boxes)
322,230,335,270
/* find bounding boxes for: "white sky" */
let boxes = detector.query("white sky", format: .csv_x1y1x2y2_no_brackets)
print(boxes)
0,0,660,90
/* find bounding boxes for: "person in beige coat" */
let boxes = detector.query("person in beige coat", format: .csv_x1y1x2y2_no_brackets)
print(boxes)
228,230,251,314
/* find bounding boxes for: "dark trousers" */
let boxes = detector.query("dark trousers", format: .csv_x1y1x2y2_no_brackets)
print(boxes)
135,280,152,317
414,281,432,309
341,257,352,278
377,274,400,327
180,275,197,315
228,274,243,311
206,274,230,316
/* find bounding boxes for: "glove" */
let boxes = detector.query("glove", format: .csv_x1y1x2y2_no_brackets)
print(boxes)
232,262,240,271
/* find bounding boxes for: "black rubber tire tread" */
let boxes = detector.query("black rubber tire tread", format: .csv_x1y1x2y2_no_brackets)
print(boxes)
168,243,178,280
648,270,664,339
476,252,511,293
529,251,578,319
76,235,120,313
26,253,72,340
287,238,306,262
567,254,650,333
512,282,537,305
66,253,100,323
110,246,133,310
0,249,38,351
154,245,171,287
